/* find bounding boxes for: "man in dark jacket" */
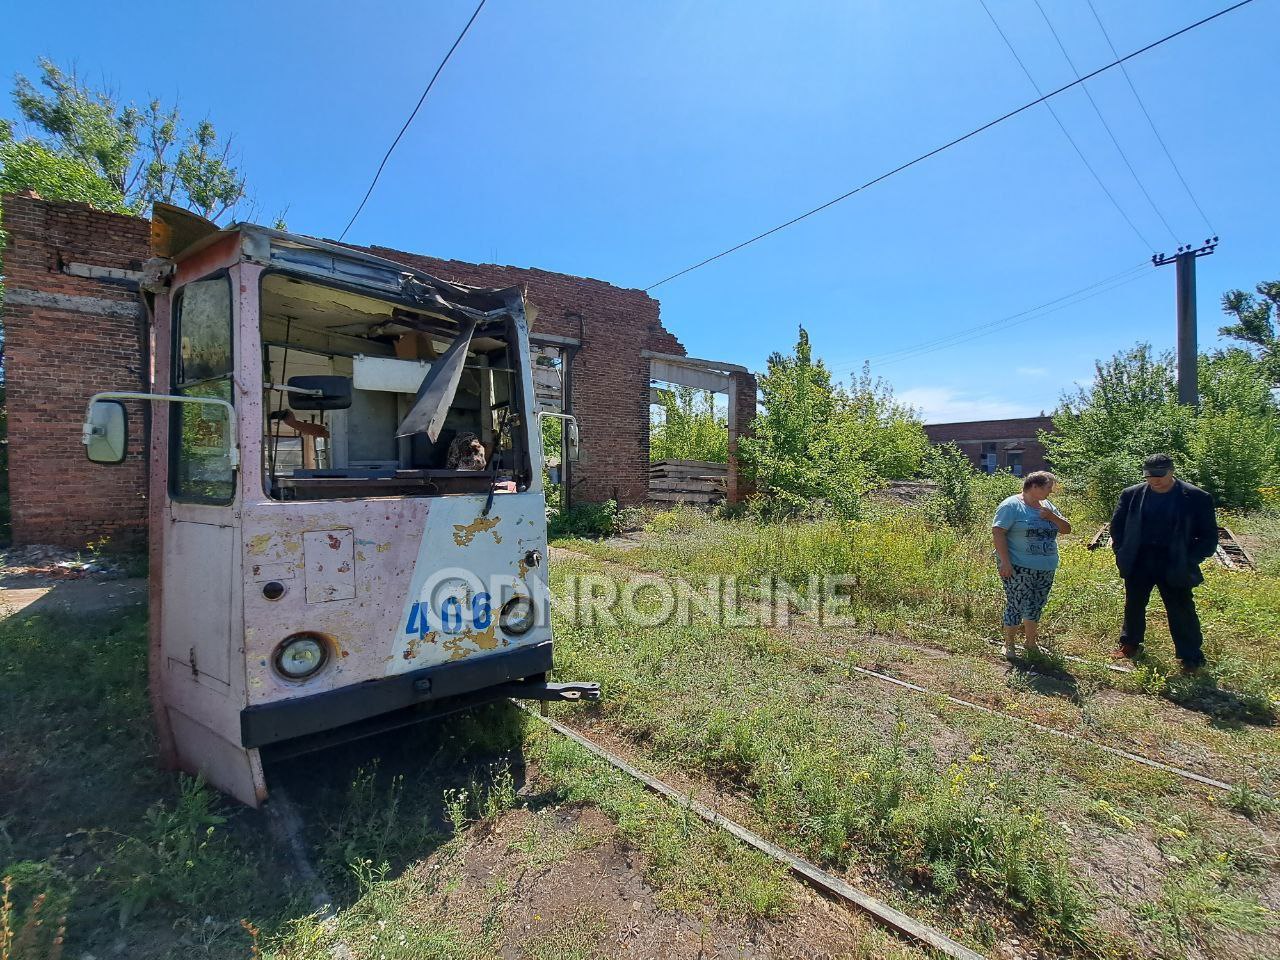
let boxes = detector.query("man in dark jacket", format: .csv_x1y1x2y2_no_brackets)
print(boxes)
1110,453,1218,671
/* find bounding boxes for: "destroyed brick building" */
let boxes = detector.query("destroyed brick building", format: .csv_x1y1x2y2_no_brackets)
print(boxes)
1,193,755,548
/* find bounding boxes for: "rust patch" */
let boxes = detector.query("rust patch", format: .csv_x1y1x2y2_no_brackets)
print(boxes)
452,515,501,547
327,533,342,550
443,623,500,661
403,631,440,661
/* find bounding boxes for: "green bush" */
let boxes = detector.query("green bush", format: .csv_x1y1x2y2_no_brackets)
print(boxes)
548,499,622,540
737,328,928,522
650,386,728,464
1046,343,1280,514
925,442,994,528
99,775,256,926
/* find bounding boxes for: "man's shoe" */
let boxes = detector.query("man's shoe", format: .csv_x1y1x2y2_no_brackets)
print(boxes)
1111,644,1141,661
1180,660,1206,676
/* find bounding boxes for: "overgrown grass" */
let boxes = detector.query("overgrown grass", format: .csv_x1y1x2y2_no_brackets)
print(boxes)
546,557,1100,951
549,505,1280,956
0,606,284,956
562,502,1280,714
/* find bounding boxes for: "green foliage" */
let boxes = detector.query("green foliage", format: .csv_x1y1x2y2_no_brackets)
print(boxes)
1136,824,1277,945
1219,280,1280,384
548,499,622,539
1044,344,1193,514
6,58,250,221
0,134,126,211
926,442,978,527
737,328,928,521
650,386,728,463
98,775,256,927
1045,343,1280,513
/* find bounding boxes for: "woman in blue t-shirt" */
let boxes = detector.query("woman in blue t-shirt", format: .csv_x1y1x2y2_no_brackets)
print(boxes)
992,470,1072,658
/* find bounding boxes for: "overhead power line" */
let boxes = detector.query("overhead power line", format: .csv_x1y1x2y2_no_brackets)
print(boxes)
338,0,488,242
1083,0,1217,235
870,268,1154,368
843,261,1149,368
644,0,1255,292
1030,0,1179,244
977,0,1154,250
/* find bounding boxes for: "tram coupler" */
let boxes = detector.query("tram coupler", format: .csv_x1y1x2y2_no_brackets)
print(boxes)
496,679,601,702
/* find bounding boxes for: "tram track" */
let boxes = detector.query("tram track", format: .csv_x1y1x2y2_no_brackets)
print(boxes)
518,703,989,960
551,546,1272,807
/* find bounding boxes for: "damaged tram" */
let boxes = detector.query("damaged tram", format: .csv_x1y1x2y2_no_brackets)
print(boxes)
81,205,595,806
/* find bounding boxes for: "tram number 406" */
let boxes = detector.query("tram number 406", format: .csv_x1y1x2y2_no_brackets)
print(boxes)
404,594,491,636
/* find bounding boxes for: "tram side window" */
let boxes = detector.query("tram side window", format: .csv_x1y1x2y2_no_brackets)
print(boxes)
171,275,235,503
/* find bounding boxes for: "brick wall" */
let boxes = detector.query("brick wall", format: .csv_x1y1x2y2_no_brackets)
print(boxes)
361,244,686,506
2,193,152,548
1,194,704,546
924,416,1054,476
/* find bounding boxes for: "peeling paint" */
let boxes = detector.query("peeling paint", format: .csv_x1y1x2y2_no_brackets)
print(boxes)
452,515,501,547
247,533,274,554
403,630,440,661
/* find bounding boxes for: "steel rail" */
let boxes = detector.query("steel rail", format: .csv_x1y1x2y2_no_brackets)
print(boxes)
519,704,987,960
844,663,1240,793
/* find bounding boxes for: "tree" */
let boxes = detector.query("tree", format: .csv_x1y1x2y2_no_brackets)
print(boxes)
840,364,930,483
736,327,929,520
1045,343,1279,513
1044,345,1195,513
1219,280,1280,384
650,386,728,463
0,122,126,211
7,58,250,221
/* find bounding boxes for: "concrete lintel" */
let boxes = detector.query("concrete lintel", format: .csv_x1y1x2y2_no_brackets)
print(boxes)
4,287,143,320
529,332,581,348
650,359,730,394
641,349,750,375
63,262,143,284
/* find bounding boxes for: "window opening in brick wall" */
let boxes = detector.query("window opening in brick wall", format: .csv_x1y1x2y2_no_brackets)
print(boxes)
648,382,728,508
981,442,998,474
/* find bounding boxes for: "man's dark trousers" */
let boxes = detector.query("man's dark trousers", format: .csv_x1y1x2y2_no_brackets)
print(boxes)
1120,545,1205,666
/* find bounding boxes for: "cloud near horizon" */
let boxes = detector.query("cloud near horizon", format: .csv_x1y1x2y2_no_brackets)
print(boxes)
897,386,1038,425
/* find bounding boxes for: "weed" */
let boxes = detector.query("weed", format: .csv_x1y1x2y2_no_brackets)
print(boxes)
1225,783,1279,819
97,774,255,926
318,764,441,892
1139,862,1276,945
1,875,67,960
522,908,609,960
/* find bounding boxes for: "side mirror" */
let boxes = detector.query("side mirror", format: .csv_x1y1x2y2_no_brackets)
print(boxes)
566,419,581,463
538,411,582,464
83,399,128,464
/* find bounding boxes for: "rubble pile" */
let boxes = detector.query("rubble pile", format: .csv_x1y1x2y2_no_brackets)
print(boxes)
0,544,139,581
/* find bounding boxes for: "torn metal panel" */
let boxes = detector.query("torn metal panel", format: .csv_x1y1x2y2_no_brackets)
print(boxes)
396,318,477,440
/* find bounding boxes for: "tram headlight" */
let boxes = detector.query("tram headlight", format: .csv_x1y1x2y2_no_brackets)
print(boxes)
273,633,328,680
499,595,536,635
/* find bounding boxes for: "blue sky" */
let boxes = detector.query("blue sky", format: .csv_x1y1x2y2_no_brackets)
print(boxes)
3,0,1275,422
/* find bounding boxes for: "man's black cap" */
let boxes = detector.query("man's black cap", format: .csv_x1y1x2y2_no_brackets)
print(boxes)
1142,453,1174,477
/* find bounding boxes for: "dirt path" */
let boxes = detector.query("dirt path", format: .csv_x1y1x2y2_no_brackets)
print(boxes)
0,577,147,619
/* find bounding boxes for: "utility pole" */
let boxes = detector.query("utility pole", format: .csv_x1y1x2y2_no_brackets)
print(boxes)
1153,238,1218,406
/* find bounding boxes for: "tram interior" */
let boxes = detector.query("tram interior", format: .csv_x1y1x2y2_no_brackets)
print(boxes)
260,273,530,500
